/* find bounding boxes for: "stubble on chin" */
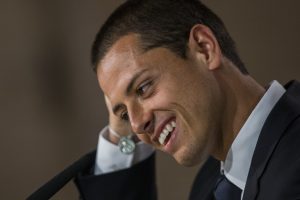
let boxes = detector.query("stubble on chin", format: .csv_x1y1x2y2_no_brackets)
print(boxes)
173,141,210,167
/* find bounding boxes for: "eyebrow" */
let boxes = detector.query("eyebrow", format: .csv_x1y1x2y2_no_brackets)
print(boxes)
112,69,149,115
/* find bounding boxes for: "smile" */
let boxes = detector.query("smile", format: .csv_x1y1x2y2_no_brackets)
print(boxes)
158,121,176,145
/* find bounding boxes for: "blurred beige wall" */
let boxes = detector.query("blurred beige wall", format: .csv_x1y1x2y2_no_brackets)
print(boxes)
0,0,299,199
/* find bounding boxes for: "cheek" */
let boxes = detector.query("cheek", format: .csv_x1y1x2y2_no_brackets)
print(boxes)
151,80,181,106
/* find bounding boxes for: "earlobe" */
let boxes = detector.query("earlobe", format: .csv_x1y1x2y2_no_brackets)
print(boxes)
188,24,222,71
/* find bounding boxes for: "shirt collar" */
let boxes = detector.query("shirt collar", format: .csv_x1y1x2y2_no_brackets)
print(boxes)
222,80,286,191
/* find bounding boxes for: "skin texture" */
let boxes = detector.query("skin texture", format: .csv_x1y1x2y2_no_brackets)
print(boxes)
98,24,265,166
104,95,133,144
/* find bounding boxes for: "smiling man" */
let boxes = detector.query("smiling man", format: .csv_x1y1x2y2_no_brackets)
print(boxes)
28,0,300,200
98,32,265,167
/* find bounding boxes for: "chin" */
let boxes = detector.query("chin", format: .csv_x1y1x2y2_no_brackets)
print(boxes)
175,157,196,167
173,147,209,167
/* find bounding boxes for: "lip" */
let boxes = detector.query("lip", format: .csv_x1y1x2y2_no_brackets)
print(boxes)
152,116,176,144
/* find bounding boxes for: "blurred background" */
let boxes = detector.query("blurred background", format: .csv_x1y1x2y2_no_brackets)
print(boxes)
0,0,299,199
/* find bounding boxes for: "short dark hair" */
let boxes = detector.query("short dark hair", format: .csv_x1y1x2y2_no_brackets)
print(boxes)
91,0,248,74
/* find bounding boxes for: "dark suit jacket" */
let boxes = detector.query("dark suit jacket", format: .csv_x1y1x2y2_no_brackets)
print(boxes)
189,80,300,200
28,81,300,200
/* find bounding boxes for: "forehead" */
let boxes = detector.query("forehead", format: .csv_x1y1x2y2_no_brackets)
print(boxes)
97,34,190,102
97,34,144,95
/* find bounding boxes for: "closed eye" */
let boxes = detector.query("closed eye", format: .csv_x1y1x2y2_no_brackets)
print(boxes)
136,80,153,97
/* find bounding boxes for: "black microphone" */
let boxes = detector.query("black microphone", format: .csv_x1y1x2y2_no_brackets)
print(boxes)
27,150,96,200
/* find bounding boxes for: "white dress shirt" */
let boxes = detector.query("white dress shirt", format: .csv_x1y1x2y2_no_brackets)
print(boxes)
221,80,286,199
94,126,154,175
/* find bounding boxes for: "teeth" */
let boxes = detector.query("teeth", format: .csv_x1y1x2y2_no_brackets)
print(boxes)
160,133,167,139
159,136,165,144
171,121,176,128
166,124,172,131
158,121,176,145
163,129,168,134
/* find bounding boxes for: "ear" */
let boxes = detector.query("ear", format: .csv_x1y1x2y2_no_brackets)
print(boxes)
188,24,222,70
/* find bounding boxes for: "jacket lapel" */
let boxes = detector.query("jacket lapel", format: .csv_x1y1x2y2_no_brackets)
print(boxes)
243,81,300,200
189,156,220,200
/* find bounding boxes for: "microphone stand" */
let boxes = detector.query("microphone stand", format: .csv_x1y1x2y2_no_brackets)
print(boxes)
27,150,95,200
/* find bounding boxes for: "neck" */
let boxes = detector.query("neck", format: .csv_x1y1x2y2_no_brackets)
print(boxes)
212,63,265,161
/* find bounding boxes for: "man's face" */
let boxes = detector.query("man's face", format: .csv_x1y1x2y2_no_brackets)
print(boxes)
98,34,223,166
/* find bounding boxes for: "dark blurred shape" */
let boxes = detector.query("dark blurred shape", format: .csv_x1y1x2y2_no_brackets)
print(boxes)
27,151,95,200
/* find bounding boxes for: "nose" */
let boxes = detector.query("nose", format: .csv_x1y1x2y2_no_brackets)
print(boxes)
128,103,154,135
